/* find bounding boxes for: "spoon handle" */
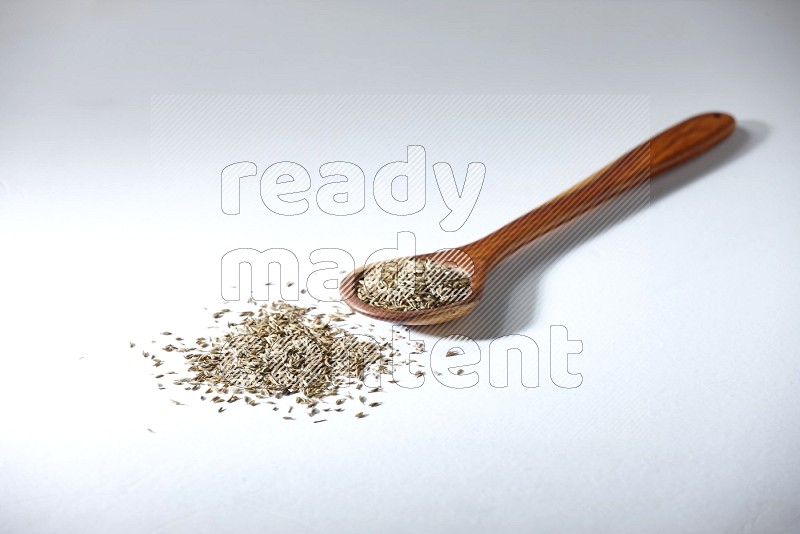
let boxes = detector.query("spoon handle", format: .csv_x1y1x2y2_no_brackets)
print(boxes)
463,112,736,271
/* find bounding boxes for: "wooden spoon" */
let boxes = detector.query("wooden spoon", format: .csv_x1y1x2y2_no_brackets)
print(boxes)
340,112,736,325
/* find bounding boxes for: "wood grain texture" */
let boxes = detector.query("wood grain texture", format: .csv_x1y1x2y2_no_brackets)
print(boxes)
341,112,736,325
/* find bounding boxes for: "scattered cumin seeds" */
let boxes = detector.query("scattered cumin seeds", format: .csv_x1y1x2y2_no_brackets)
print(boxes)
178,302,393,401
138,299,412,421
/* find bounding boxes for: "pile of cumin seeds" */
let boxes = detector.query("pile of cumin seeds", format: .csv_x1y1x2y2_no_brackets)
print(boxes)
140,300,409,419
357,258,471,312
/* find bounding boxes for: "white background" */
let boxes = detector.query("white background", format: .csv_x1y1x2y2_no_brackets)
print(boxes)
1,1,799,533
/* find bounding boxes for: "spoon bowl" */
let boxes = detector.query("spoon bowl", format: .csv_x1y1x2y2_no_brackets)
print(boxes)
341,112,737,325
340,248,485,325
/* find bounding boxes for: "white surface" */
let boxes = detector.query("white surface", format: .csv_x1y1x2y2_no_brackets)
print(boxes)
1,1,800,533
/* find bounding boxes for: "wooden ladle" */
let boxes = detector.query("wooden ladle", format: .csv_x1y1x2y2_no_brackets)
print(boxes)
340,112,736,325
